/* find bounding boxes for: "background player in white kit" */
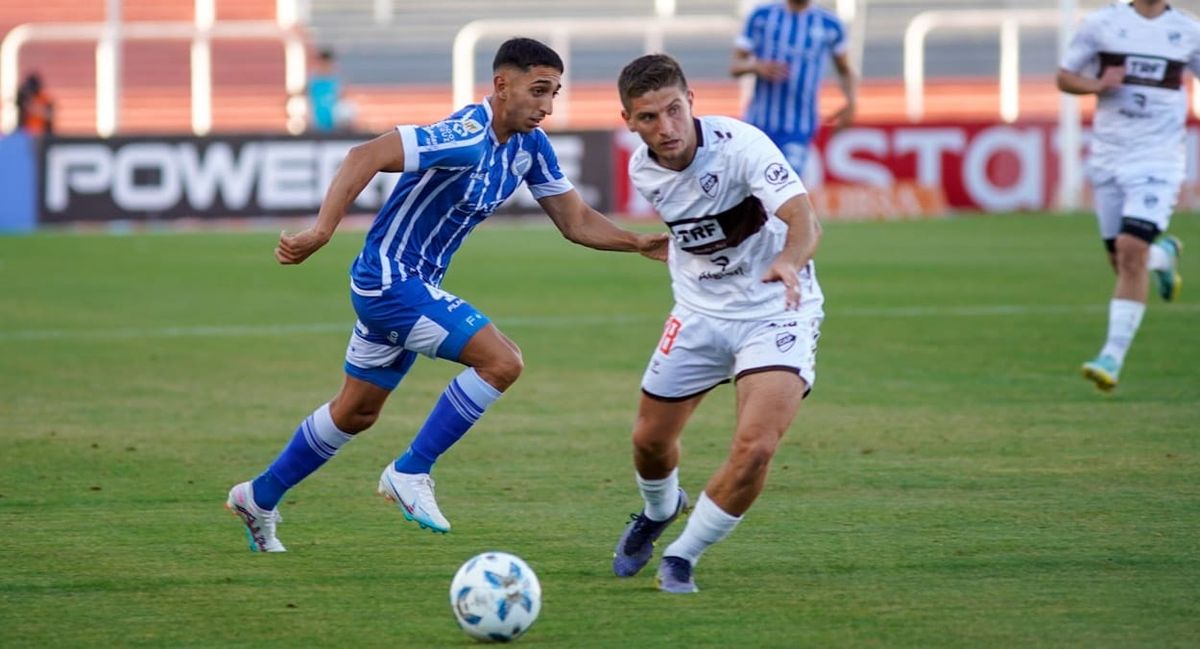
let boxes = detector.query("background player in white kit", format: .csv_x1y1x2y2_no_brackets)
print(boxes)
1057,0,1198,391
610,54,823,593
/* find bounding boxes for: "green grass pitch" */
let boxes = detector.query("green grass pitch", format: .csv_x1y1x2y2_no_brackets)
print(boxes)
1,213,1197,647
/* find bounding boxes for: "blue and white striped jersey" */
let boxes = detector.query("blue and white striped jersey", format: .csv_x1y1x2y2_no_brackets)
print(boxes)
737,2,847,143
350,99,572,295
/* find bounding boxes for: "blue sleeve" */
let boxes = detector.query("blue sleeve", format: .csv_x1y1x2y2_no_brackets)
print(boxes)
396,110,488,172
524,130,573,199
829,16,848,55
734,7,765,53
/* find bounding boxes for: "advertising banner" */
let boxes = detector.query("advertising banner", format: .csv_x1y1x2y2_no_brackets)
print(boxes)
614,121,1200,218
38,131,613,223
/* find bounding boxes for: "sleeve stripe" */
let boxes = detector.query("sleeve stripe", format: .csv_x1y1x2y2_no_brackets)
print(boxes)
396,125,420,172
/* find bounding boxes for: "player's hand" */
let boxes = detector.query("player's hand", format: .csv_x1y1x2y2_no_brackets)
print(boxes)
275,227,331,265
756,59,790,82
761,258,803,310
636,232,670,263
825,102,856,132
1096,65,1124,93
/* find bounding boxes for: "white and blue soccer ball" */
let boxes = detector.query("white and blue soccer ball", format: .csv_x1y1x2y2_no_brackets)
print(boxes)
449,551,542,643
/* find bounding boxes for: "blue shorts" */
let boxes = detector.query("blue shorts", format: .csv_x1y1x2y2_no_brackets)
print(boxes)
345,276,490,390
763,133,813,176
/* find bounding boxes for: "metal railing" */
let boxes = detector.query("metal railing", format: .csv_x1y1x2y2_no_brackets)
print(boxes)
0,20,306,136
903,9,1074,125
451,15,740,127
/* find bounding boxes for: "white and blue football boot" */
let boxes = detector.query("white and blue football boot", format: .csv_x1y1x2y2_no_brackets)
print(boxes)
378,464,450,534
225,481,286,553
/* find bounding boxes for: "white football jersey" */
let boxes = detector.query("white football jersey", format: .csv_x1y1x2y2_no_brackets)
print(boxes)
628,115,820,320
1061,3,1200,171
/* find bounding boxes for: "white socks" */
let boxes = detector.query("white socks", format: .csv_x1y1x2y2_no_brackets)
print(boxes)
1100,298,1146,365
310,402,353,452
636,468,680,522
663,491,742,566
1147,242,1172,272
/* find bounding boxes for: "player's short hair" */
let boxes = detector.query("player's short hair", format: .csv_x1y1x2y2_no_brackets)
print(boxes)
618,54,689,110
492,38,564,73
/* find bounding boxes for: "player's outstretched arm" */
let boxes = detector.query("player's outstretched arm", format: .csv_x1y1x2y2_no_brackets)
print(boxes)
275,130,408,265
537,189,669,261
761,194,822,310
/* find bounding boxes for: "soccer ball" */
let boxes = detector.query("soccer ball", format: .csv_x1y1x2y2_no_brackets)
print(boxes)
449,551,542,643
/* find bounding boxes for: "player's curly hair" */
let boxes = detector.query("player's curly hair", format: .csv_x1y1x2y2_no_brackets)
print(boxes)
618,54,689,110
493,37,564,73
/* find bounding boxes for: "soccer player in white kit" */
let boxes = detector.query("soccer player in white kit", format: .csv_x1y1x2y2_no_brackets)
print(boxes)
1057,0,1198,391
610,54,824,593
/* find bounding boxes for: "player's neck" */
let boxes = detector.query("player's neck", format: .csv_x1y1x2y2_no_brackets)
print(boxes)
786,0,811,12
1132,0,1169,19
486,96,513,143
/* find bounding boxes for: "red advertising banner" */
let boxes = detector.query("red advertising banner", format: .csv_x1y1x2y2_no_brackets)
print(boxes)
614,121,1200,218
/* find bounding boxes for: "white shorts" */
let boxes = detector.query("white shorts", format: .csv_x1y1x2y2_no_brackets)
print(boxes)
1089,166,1182,240
640,304,824,401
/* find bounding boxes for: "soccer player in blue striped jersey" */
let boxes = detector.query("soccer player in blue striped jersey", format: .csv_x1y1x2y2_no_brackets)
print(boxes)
731,0,858,175
225,37,668,552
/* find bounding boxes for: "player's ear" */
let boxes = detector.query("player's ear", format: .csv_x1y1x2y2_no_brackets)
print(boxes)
493,71,508,100
686,89,695,111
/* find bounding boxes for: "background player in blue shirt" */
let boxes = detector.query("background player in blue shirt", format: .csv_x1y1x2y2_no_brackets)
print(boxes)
731,0,858,175
226,37,668,552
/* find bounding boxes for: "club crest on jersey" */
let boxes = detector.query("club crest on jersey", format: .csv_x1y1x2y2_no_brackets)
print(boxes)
511,150,533,177
776,332,796,352
764,162,790,185
1144,194,1159,209
1170,31,1182,45
699,172,720,198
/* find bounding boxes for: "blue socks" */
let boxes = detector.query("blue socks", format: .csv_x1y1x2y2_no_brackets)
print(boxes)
394,368,502,474
251,403,352,510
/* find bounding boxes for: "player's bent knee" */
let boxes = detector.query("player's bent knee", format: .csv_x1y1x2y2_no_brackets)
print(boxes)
729,437,778,475
631,429,674,458
478,349,523,391
1114,234,1151,274
330,406,379,434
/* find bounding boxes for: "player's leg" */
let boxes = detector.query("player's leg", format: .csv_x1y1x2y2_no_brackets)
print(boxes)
614,310,726,577
658,308,821,593
373,278,518,533
1148,234,1183,301
658,371,806,593
226,344,407,552
1083,175,1175,391
379,323,517,533
612,393,702,577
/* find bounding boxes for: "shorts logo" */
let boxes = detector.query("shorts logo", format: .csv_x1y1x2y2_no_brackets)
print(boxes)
764,162,790,185
699,172,720,198
511,150,533,177
388,331,400,344
659,316,682,355
775,332,796,352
